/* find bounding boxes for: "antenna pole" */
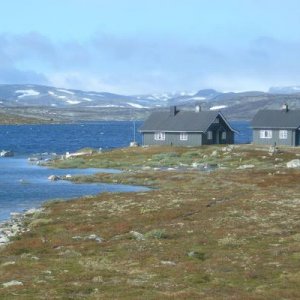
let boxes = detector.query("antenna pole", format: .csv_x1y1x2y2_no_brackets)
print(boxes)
133,118,136,142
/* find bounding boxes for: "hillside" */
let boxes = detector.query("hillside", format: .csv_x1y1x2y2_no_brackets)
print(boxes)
1,84,300,122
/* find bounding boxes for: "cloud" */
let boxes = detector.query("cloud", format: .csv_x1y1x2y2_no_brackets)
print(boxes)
0,31,300,93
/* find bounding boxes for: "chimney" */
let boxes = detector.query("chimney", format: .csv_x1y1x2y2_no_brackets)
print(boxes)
282,103,289,112
170,106,177,116
195,104,201,112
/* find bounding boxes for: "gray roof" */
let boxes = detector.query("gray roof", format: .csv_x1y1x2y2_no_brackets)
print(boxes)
140,110,233,132
252,109,300,129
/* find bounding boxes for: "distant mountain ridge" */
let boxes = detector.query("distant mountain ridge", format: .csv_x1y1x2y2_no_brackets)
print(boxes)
1,84,300,121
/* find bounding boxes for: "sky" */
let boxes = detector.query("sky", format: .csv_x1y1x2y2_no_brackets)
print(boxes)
1,0,300,94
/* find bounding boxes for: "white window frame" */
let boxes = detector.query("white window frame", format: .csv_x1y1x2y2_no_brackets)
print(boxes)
221,131,227,140
260,130,272,139
279,130,288,139
207,131,213,140
180,132,188,141
154,131,165,141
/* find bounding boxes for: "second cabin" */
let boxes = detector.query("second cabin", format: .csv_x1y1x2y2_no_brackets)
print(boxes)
139,105,235,146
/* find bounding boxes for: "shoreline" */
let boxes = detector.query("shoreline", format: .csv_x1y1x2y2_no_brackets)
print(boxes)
0,208,44,247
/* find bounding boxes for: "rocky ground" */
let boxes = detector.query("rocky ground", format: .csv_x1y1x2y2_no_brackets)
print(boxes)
1,144,300,299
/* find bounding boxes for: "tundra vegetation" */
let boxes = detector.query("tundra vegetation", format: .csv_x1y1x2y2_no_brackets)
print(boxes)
1,145,300,299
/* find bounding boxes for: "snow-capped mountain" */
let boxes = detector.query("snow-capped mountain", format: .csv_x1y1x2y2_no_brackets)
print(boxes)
0,84,219,109
0,84,159,108
269,86,300,94
1,84,300,121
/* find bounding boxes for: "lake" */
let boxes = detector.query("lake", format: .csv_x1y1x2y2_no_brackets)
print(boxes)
0,120,251,222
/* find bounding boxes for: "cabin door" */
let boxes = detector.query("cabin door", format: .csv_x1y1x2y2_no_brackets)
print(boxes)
297,129,300,146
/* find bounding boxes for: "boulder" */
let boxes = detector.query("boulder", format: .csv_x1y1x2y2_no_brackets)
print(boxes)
48,175,60,181
0,150,14,157
130,231,145,241
287,159,300,168
0,235,9,244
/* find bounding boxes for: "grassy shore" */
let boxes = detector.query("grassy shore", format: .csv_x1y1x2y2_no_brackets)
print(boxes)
0,112,52,125
1,145,300,299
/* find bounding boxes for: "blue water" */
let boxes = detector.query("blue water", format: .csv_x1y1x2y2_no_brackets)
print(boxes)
0,121,141,155
231,120,252,144
0,120,250,222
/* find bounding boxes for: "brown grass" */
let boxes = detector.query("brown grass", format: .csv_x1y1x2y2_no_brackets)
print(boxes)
1,145,300,299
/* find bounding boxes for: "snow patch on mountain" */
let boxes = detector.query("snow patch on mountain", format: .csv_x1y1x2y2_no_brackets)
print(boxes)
87,104,124,108
56,89,75,95
127,102,148,108
15,89,40,98
209,105,228,110
66,100,81,105
191,96,206,101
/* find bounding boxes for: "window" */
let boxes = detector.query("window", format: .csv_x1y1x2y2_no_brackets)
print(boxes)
180,132,188,141
260,130,272,139
207,131,213,140
279,130,288,139
221,132,227,139
154,131,165,141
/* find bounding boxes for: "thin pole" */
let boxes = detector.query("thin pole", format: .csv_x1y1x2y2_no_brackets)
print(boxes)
133,119,136,142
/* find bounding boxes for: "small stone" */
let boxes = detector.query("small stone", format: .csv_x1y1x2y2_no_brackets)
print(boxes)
160,260,176,266
237,164,255,170
1,261,16,267
211,150,218,157
3,280,23,288
130,231,145,241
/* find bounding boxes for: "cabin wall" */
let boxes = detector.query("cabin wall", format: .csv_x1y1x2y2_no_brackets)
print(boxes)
142,132,203,146
253,129,295,146
203,117,234,145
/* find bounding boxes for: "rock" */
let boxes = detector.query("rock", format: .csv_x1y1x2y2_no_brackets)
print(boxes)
10,212,22,219
287,159,300,168
192,162,199,168
0,150,14,157
24,208,44,216
48,175,60,181
92,276,104,283
0,236,9,244
130,231,145,241
237,164,255,170
269,146,279,155
160,260,176,266
187,251,206,260
2,280,23,288
211,150,218,157
221,145,235,152
86,234,103,243
129,141,139,147
1,261,16,267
